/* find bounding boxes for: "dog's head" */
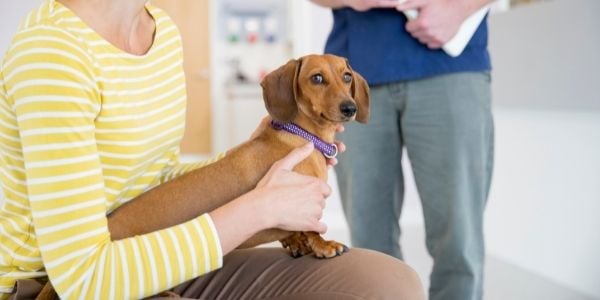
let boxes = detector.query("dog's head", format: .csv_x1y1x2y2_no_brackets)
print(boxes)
260,54,370,126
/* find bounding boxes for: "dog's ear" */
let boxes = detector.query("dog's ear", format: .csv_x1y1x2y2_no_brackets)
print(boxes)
260,59,302,123
350,68,370,124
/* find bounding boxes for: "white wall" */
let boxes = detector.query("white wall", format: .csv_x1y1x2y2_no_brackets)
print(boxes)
489,0,600,110
0,1,42,206
486,0,600,297
290,1,332,57
0,1,41,57
486,109,600,298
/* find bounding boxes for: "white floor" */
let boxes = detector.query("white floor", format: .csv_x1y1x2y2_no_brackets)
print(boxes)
400,225,595,300
322,215,596,300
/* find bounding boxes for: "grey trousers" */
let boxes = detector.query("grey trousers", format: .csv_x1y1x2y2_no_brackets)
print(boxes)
336,72,494,300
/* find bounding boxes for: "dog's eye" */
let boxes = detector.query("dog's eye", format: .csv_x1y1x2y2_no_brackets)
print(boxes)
311,74,324,84
343,73,352,83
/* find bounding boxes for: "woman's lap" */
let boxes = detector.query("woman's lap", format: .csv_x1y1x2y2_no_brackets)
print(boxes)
153,247,424,300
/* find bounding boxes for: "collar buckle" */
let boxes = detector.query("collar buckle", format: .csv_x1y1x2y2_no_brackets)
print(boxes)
323,143,338,159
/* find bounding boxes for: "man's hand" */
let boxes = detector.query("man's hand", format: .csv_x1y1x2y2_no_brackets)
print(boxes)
345,0,400,11
311,0,399,11
396,0,471,49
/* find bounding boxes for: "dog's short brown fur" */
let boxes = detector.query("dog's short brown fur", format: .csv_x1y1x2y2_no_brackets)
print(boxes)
36,54,369,299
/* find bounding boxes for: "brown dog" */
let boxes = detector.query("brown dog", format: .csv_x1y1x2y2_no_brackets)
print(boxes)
35,54,369,299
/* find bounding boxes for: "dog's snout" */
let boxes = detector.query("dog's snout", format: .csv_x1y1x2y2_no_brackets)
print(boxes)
339,101,357,117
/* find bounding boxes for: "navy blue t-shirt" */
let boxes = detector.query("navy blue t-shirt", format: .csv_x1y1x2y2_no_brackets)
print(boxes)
324,8,491,85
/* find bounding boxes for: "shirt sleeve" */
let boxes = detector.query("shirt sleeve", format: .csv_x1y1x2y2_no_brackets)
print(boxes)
3,27,222,300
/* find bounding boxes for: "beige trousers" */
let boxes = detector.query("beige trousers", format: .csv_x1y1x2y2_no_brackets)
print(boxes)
10,248,424,300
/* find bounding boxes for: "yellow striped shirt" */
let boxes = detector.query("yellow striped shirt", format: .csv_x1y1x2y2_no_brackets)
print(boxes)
0,2,223,299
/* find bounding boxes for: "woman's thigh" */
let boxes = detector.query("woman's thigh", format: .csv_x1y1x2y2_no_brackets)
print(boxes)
158,247,424,300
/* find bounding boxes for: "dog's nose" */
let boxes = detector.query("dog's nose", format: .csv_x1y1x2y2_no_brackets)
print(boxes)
340,101,357,117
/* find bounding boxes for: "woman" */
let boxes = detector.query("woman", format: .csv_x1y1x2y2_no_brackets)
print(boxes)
0,0,424,299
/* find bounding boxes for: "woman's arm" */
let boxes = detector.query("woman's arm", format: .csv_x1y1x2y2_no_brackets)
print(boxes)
108,141,329,256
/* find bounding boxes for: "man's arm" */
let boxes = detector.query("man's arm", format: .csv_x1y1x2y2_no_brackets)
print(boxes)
462,0,495,15
310,0,399,11
310,0,346,9
396,0,496,49
396,0,494,19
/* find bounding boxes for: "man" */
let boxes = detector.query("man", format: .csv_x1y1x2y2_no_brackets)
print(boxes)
310,0,494,299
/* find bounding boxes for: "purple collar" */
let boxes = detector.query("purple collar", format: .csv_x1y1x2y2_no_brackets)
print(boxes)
271,120,338,158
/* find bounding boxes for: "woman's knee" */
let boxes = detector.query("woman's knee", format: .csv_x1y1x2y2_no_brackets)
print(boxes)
340,248,425,300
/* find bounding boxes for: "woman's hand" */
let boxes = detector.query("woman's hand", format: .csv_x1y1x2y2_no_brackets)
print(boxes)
327,124,346,168
210,142,331,254
255,142,331,233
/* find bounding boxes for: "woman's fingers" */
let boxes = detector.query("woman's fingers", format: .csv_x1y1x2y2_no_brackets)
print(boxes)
313,221,328,234
327,158,338,168
255,143,335,233
320,181,332,197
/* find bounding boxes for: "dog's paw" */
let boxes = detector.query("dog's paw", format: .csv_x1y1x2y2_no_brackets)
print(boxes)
280,233,312,258
311,240,349,259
